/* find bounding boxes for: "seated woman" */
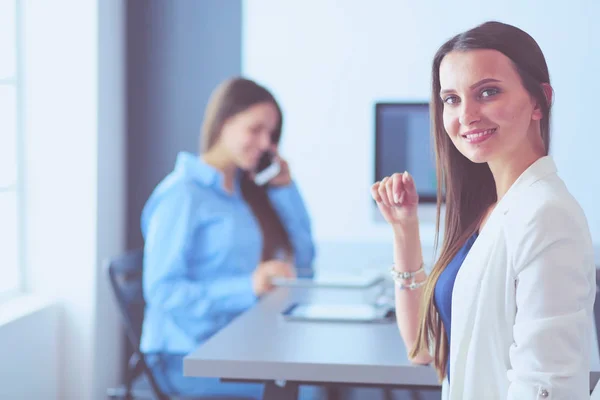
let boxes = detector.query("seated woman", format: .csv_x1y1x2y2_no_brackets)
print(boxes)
140,77,319,399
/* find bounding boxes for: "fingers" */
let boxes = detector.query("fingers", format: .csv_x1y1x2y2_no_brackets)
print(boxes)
279,159,289,174
402,171,419,203
371,182,382,203
264,281,275,292
373,175,401,207
272,152,288,169
272,154,290,177
391,173,404,205
285,264,296,279
266,261,295,279
384,177,395,206
277,261,295,279
378,177,391,207
373,171,417,208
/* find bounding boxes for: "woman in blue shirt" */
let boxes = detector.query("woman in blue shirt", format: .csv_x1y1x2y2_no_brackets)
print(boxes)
140,77,320,398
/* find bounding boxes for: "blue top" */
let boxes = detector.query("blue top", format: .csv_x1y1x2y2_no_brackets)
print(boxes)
433,232,478,381
140,152,316,354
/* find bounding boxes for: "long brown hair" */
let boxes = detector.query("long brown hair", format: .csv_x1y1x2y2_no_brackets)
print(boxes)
409,21,553,380
200,77,293,261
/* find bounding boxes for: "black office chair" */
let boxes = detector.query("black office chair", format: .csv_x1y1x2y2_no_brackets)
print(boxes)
106,249,255,400
106,248,169,400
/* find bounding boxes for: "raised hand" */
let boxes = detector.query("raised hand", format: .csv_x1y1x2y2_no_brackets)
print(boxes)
371,171,419,226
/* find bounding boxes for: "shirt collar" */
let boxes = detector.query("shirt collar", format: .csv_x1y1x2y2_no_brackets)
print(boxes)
174,152,243,196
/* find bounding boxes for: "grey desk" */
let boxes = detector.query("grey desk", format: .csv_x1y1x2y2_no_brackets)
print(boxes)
593,379,600,400
184,284,600,400
184,285,439,399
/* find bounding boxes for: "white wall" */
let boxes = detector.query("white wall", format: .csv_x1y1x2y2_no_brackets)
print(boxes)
19,0,125,399
243,0,600,248
23,1,98,397
0,297,59,400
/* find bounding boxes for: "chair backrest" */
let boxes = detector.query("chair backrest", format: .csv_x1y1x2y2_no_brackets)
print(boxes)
108,249,145,346
107,249,169,400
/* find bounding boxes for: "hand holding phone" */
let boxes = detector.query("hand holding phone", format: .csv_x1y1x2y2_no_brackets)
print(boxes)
254,152,281,186
253,150,293,187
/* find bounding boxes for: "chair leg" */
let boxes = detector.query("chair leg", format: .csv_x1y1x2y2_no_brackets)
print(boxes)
381,388,423,400
107,353,149,400
107,386,155,400
326,386,342,400
125,353,145,393
408,389,423,400
105,386,136,399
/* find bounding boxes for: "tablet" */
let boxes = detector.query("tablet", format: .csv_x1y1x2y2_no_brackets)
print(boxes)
272,270,384,289
281,303,394,323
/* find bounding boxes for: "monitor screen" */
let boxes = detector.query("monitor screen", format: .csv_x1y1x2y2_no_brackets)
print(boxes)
374,102,438,203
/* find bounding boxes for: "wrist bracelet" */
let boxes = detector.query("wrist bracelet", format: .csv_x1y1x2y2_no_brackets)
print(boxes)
389,262,425,281
395,278,427,290
390,262,427,290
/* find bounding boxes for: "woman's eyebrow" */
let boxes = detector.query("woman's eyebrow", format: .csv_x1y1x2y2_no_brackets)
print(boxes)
440,78,502,95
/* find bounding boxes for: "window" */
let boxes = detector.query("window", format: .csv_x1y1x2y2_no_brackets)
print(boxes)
0,0,22,297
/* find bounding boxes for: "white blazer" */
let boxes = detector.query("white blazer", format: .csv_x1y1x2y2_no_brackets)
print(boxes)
443,156,596,400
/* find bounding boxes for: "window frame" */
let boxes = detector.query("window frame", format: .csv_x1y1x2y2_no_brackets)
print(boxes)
0,0,25,300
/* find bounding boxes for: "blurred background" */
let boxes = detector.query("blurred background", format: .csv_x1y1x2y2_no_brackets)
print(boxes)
0,1,598,399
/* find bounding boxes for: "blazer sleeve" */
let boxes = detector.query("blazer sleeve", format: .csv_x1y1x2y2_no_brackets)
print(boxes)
506,202,595,399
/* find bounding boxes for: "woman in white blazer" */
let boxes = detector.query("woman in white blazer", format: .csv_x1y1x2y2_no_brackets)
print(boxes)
371,21,596,399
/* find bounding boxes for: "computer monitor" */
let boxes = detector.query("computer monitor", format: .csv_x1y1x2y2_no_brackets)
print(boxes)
374,102,438,204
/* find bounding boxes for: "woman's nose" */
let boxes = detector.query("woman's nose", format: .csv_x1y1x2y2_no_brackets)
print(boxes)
459,101,481,126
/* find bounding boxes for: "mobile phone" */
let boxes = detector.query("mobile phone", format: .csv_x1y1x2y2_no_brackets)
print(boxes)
254,152,281,186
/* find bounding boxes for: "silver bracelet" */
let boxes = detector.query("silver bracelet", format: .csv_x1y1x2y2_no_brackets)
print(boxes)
390,262,427,290
389,262,425,281
395,278,427,290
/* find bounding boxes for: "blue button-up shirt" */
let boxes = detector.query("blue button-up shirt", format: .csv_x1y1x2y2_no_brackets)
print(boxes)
140,152,315,354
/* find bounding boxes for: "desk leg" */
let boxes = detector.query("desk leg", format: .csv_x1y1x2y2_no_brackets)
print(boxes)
262,380,299,400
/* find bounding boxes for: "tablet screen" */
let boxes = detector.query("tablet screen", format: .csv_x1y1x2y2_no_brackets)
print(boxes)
283,303,390,322
272,270,384,289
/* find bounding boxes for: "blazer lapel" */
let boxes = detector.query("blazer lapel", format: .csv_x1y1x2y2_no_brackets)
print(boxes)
449,202,505,398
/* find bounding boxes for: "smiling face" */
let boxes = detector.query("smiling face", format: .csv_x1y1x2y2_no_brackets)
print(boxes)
217,101,279,171
439,49,545,165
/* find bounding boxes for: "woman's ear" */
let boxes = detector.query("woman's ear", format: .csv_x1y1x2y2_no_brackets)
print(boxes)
532,83,553,121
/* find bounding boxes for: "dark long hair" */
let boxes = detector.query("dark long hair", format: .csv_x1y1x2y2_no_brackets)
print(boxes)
200,77,292,261
409,21,552,380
